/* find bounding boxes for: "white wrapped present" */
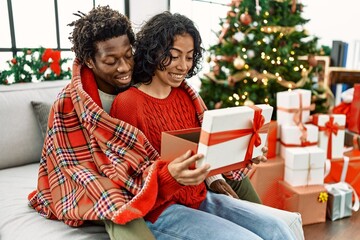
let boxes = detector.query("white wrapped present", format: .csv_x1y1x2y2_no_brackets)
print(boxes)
276,89,312,126
280,124,318,159
196,104,273,175
312,114,346,159
284,146,326,187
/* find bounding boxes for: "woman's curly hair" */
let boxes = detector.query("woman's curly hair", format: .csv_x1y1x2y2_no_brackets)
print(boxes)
132,11,204,84
68,5,135,64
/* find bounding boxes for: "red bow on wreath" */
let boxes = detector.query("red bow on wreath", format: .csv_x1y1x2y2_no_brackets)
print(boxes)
39,48,61,76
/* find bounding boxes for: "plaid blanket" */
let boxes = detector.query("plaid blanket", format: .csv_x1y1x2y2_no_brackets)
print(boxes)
28,59,246,227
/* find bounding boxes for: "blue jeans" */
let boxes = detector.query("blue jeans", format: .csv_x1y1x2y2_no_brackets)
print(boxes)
146,191,297,240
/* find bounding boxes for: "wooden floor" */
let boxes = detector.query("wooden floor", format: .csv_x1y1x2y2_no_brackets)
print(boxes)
303,209,360,240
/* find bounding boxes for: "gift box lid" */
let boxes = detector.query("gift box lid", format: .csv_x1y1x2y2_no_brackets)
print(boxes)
197,104,273,173
276,89,311,109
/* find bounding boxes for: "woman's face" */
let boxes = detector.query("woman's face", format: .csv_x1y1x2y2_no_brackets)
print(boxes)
86,35,134,94
153,33,194,89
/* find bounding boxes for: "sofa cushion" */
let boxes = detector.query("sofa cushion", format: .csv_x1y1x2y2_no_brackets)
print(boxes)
0,80,70,169
0,163,109,239
31,101,52,138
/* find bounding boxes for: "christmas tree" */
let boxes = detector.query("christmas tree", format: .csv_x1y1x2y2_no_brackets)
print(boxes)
199,0,331,118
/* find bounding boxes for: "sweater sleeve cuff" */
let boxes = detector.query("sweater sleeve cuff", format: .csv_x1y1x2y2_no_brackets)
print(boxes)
157,161,183,196
205,174,224,187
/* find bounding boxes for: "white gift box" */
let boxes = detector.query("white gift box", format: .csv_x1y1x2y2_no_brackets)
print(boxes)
276,89,312,126
284,146,326,187
280,124,319,159
312,114,346,159
196,104,273,174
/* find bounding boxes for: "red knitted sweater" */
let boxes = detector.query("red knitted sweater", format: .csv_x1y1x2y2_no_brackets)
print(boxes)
110,86,207,222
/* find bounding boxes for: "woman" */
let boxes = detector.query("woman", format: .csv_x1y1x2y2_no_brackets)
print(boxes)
110,11,301,240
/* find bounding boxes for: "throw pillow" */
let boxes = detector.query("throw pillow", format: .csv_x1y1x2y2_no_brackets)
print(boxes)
31,101,52,138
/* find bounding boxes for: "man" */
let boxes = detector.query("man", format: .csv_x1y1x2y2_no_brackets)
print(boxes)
28,6,155,240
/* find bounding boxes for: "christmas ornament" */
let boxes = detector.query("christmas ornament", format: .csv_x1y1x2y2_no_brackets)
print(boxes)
247,50,255,59
227,10,236,17
233,32,245,42
215,101,223,109
308,55,318,67
233,56,245,70
240,10,252,26
244,99,254,106
213,64,220,76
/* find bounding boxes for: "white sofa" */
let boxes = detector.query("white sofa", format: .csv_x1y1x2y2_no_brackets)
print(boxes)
0,80,109,240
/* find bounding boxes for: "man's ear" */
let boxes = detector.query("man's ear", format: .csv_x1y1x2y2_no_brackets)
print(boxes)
85,58,94,69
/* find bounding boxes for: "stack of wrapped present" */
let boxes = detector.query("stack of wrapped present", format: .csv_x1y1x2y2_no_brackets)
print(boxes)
250,87,360,225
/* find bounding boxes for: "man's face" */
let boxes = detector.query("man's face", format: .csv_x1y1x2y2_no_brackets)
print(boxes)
87,35,134,94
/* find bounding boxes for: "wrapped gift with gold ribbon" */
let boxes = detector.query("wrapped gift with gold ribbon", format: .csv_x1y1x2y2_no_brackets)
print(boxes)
325,182,359,221
284,146,326,187
278,181,327,225
279,124,318,159
312,114,346,160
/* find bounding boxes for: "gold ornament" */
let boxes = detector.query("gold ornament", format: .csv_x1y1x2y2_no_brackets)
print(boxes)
244,99,254,106
233,56,245,70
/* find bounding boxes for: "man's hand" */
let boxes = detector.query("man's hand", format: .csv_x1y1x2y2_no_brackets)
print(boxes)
209,179,239,199
251,146,268,165
168,150,210,186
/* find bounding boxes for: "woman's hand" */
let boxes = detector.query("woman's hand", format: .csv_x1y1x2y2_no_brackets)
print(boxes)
168,150,210,186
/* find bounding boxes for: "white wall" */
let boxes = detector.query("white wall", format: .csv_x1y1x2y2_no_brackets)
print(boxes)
130,0,168,32
302,0,360,68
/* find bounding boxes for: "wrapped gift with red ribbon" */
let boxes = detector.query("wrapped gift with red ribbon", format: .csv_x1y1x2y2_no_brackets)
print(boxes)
279,124,318,159
324,150,360,197
161,104,273,176
348,84,360,134
278,181,327,225
276,89,312,126
312,114,346,159
196,104,273,176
